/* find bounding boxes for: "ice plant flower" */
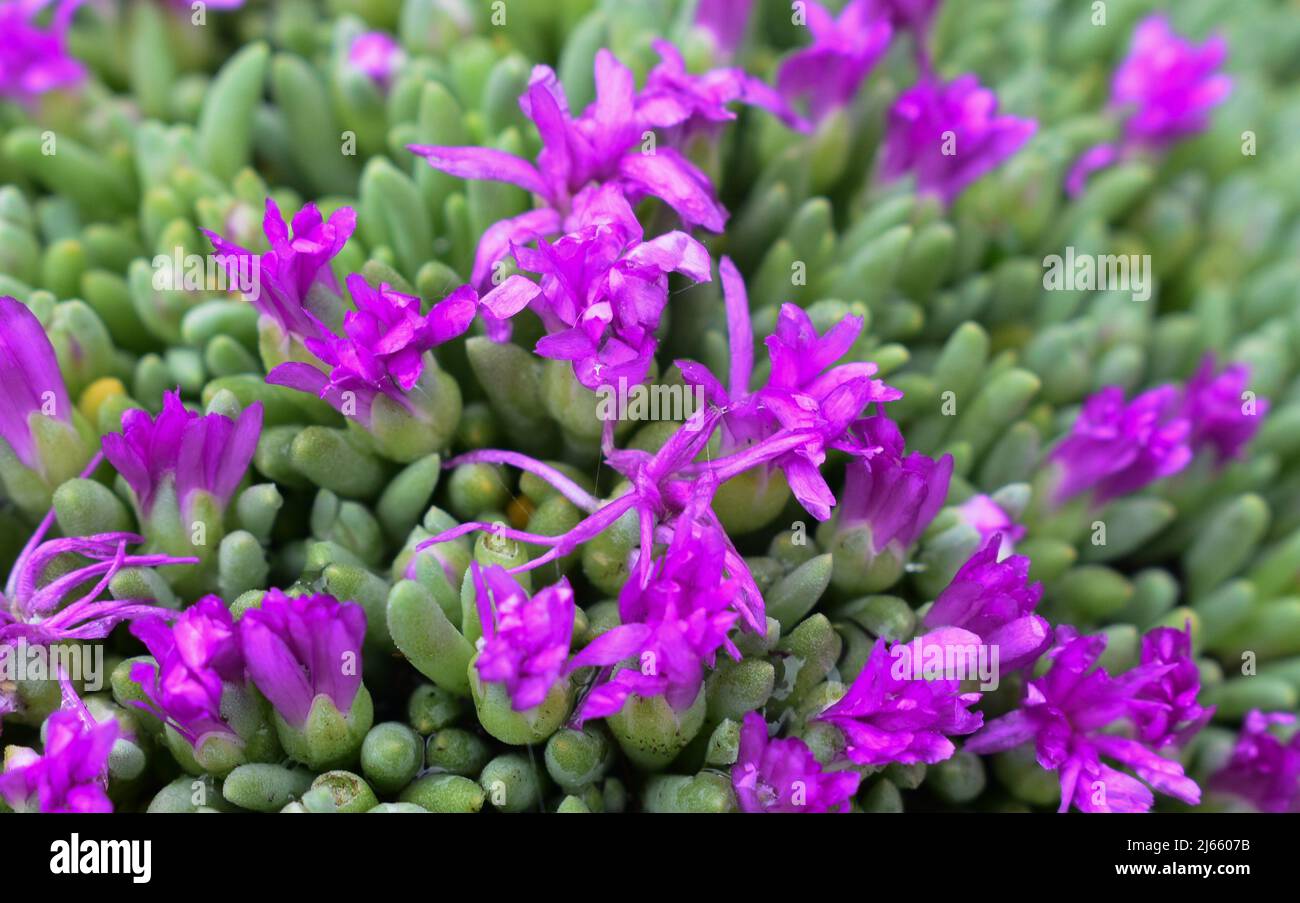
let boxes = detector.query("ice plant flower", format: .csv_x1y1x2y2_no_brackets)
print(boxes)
347,31,403,91
0,520,191,647
203,200,357,368
880,74,1037,204
1066,15,1231,195
824,413,952,592
482,184,710,386
472,563,575,711
776,0,893,124
921,534,1050,672
1177,355,1268,463
636,39,808,142
268,274,535,460
0,0,86,106
1048,385,1192,506
816,636,983,766
411,50,734,288
732,712,861,812
567,509,745,720
0,297,96,517
1209,710,1300,813
241,589,371,769
1130,623,1213,749
678,259,903,528
0,708,116,813
955,494,1024,556
102,390,261,592
693,0,753,58
128,596,273,773
966,629,1202,812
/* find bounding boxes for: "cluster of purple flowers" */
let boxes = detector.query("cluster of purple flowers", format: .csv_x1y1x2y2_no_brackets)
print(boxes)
0,0,1275,817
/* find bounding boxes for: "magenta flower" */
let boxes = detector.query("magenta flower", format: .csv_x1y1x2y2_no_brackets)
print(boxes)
0,708,117,813
816,635,983,766
880,74,1037,204
1209,710,1300,813
0,0,86,106
837,414,953,551
482,184,710,388
694,0,753,57
129,596,245,747
241,590,366,728
419,414,771,641
1130,623,1213,749
1178,355,1267,463
1048,385,1192,506
1066,16,1231,196
955,494,1024,556
637,39,808,140
966,629,1201,812
267,274,493,424
347,31,403,90
0,514,193,646
102,390,263,523
203,200,357,347
0,296,78,478
733,712,861,812
922,534,1049,672
410,50,731,288
777,0,893,124
567,509,745,720
678,259,903,521
472,564,575,711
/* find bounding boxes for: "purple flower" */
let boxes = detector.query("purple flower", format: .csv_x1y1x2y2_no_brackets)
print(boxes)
128,596,245,747
777,0,893,124
1178,355,1267,463
240,590,366,728
880,74,1037,204
955,493,1024,556
0,708,116,812
410,50,731,288
837,414,953,552
202,200,356,347
694,0,753,58
483,184,710,388
732,712,861,812
966,629,1202,812
0,0,86,106
1112,16,1231,150
1130,623,1213,749
678,259,903,521
1066,16,1231,196
1048,385,1192,506
816,635,983,766
637,39,808,139
267,275,491,424
1,516,193,646
0,295,75,477
922,534,1049,672
567,509,745,720
347,31,403,91
1209,710,1300,813
472,563,575,711
102,390,263,522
